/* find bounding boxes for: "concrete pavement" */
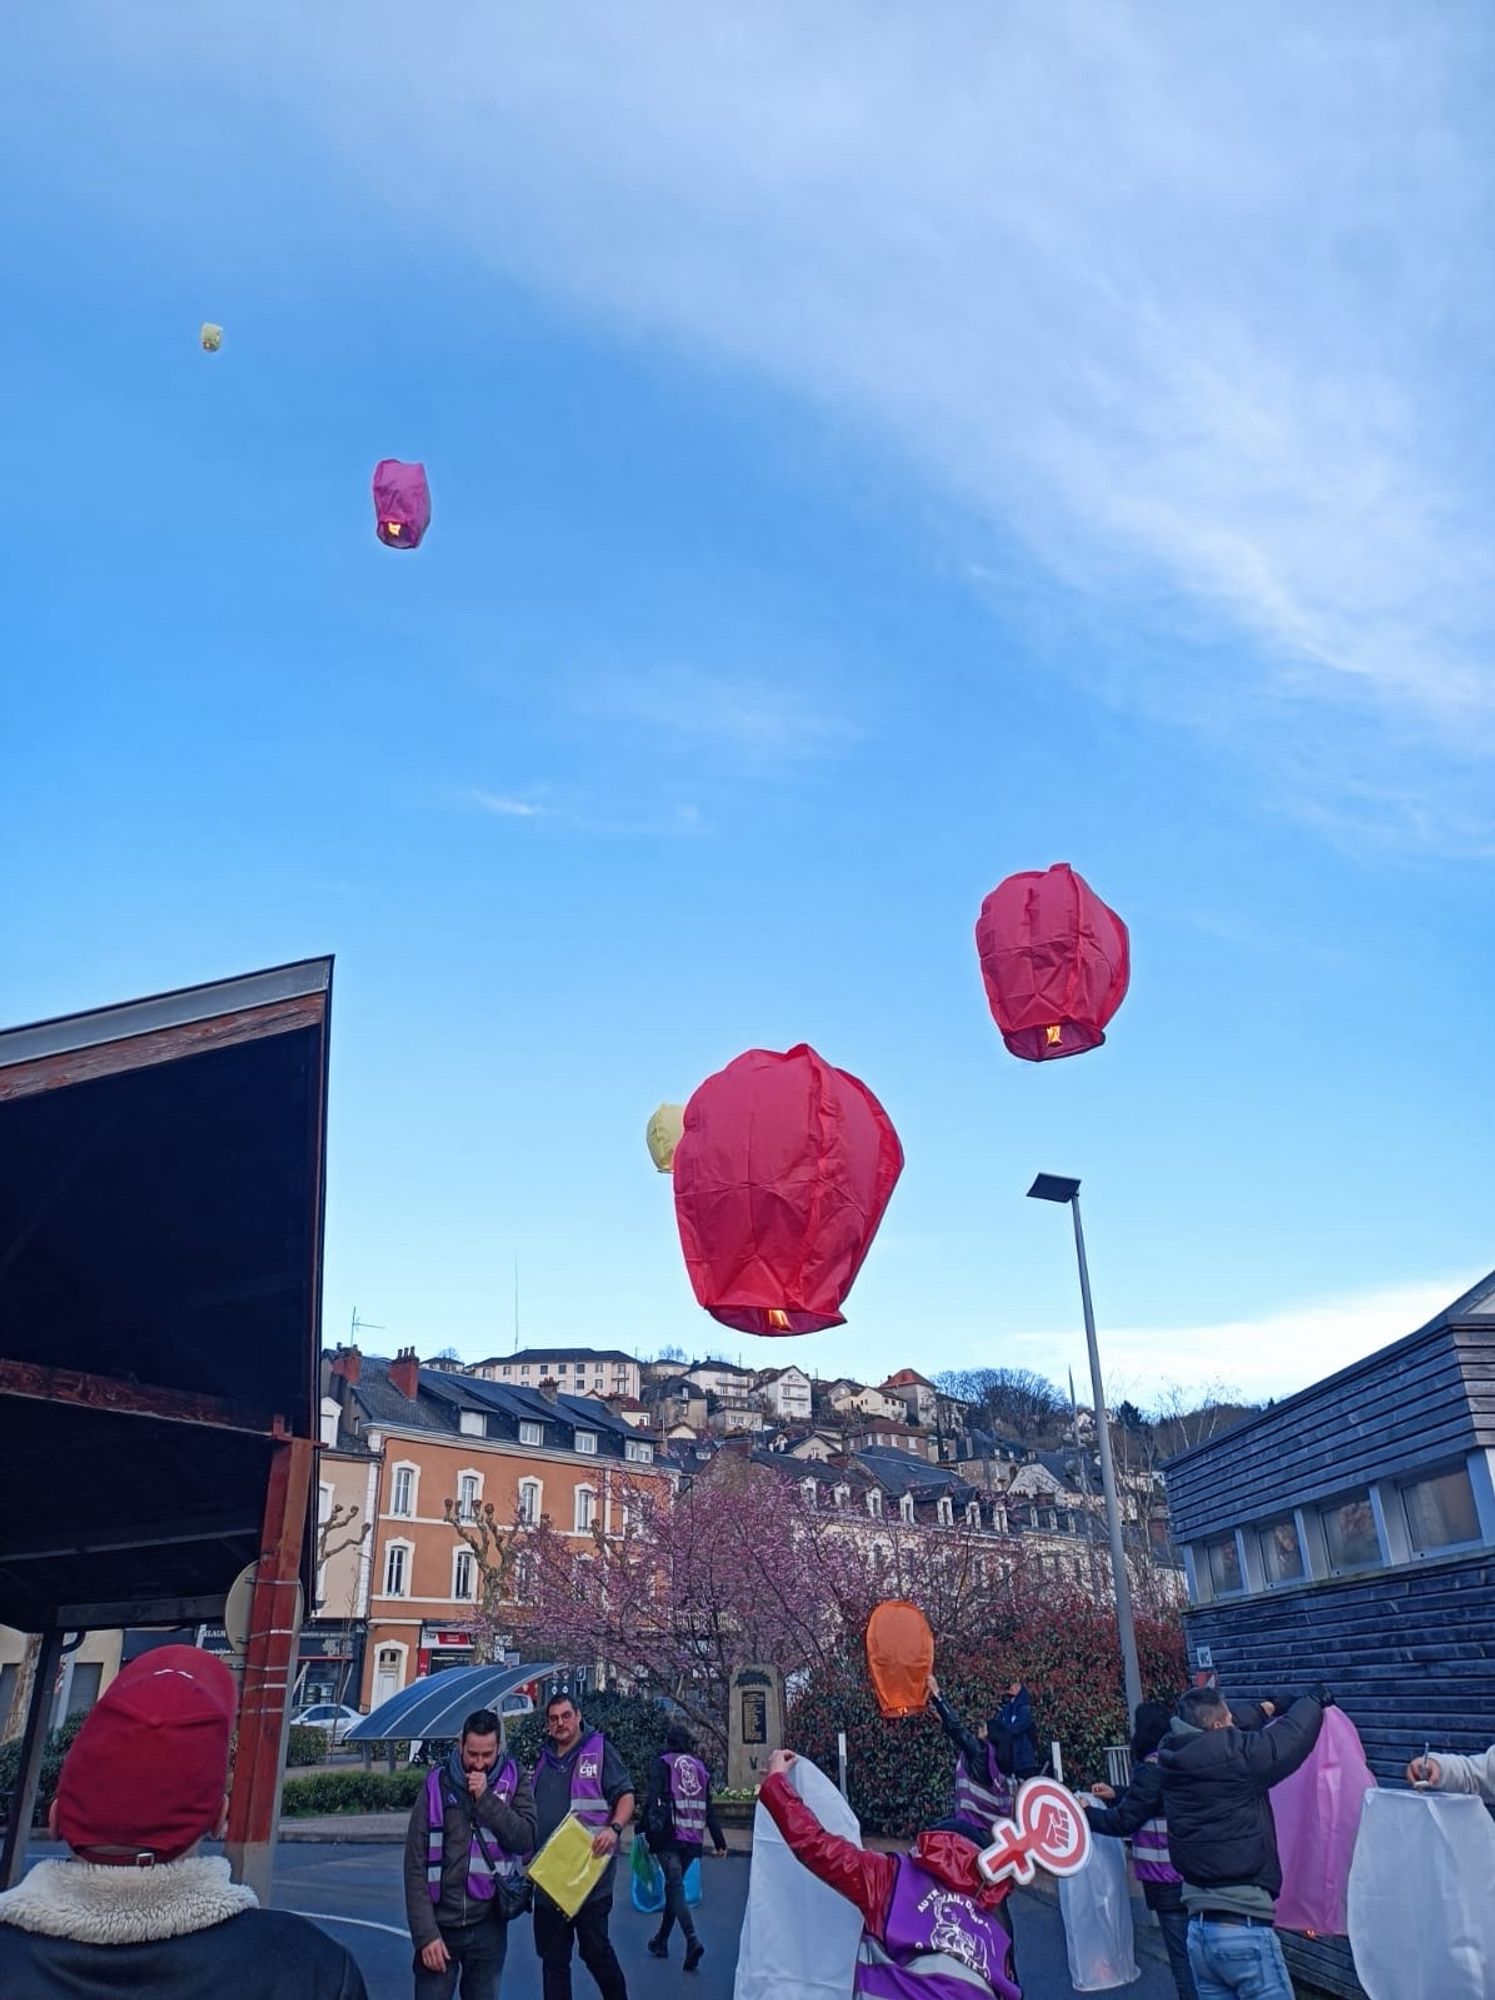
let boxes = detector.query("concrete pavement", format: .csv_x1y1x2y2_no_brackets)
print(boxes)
273,1841,1185,2000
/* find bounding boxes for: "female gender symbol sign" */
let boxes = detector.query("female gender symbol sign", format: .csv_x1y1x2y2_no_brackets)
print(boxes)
977,1778,1091,1887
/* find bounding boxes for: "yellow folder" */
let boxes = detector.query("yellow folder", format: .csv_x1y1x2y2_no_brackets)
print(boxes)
527,1813,609,1919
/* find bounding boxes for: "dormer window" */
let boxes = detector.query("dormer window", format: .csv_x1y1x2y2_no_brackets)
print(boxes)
519,1421,544,1447
575,1431,599,1456
867,1491,883,1520
899,1493,916,1524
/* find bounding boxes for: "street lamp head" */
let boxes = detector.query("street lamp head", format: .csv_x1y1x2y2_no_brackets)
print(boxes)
1027,1173,1081,1205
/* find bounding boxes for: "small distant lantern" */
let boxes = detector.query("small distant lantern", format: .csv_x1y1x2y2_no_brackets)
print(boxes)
671,1044,903,1336
646,1103,685,1174
975,862,1130,1061
373,459,431,550
200,323,223,352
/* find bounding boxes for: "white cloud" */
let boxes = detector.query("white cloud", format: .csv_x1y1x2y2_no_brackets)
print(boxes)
99,4,1495,837
1001,1273,1478,1404
467,791,545,819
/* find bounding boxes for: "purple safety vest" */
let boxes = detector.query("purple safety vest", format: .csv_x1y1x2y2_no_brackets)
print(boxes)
543,1730,611,1830
952,1743,1010,1835
663,1752,710,1845
425,1756,521,1905
1129,1753,1181,1886
854,1856,1020,2000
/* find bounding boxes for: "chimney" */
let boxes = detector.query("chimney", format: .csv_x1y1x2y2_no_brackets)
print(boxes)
389,1347,421,1400
538,1377,560,1404
330,1344,362,1388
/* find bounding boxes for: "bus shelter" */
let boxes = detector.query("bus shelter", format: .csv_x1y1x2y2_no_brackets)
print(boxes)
0,959,332,1895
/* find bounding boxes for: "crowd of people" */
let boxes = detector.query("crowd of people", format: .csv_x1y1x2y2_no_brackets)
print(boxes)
1,1645,1490,2000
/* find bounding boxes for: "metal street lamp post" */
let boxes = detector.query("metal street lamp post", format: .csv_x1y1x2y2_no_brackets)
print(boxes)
1027,1174,1144,1719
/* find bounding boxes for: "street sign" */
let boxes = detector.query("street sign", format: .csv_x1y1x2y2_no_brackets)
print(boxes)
224,1562,304,1656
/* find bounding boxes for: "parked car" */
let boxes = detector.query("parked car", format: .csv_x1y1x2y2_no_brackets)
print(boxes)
291,1701,363,1745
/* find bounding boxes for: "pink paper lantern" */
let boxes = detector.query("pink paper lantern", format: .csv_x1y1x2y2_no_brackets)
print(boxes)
373,459,431,550
975,862,1130,1061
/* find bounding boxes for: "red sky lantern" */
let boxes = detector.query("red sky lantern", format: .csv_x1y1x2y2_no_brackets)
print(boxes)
975,862,1130,1061
672,1044,903,1336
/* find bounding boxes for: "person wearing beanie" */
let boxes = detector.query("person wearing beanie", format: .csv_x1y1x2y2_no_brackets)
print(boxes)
0,1644,366,1999
1085,1702,1197,2000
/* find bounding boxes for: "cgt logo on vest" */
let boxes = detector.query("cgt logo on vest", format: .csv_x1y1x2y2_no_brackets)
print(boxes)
977,1779,1091,1888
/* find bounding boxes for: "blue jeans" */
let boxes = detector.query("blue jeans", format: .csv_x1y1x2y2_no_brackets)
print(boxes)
1186,1919,1293,2000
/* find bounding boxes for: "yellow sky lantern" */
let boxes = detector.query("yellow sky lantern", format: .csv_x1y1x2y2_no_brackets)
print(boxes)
646,1103,685,1174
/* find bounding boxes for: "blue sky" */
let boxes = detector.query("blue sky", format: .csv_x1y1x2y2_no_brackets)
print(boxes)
4,3,1492,1404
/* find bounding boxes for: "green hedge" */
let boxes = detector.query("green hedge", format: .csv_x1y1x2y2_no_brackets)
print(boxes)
281,1767,427,1817
0,1713,88,1826
791,1606,1188,1837
287,1725,334,1767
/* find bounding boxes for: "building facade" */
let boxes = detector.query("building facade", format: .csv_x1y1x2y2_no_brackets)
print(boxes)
468,1347,643,1402
1162,1272,1495,2000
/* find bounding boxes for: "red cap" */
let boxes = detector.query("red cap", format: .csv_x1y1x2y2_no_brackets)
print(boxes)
56,1645,237,1862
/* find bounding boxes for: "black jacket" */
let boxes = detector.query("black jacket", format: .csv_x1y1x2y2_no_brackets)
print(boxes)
643,1753,727,1854
1083,1757,1180,1913
994,1689,1039,1777
403,1760,538,1949
0,1856,365,2000
1158,1697,1323,1897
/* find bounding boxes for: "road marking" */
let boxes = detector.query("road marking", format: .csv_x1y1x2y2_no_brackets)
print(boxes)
289,1909,411,1939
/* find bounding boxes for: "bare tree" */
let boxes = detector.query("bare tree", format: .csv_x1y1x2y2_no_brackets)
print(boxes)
445,1499,523,1665
937,1368,1068,1441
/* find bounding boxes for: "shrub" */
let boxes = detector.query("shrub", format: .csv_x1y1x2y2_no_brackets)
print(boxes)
280,1768,426,1817
0,1712,89,1826
505,1691,709,1804
287,1726,333,1767
790,1599,1187,1836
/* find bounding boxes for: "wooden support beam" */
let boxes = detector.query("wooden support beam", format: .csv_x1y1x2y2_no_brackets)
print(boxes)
224,1433,313,1900
0,1511,259,1564
0,991,327,1104
0,1357,273,1436
0,1627,64,1886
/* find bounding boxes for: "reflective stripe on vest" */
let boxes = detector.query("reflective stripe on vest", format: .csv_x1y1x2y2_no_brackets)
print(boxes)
1130,1754,1181,1885
952,1747,1010,1833
852,1858,1020,2000
426,1757,521,1905
541,1730,611,1830
664,1752,709,1844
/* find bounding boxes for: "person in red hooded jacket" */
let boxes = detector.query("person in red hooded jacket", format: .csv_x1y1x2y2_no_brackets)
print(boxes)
759,1749,1020,2000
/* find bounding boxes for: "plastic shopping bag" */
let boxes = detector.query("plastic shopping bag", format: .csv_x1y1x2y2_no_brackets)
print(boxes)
1271,1705,1376,1935
528,1814,608,1919
1057,1817,1138,1992
1348,1789,1495,2000
630,1837,665,1913
735,1757,863,2000
685,1856,702,1906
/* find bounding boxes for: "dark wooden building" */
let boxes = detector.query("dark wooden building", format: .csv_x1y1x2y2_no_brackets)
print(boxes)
1163,1271,1495,1999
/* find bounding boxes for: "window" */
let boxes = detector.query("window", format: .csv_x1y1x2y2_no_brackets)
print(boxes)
867,1490,883,1519
556,1362,568,1373
1258,1515,1306,1587
626,1441,653,1464
454,1473,480,1521
383,1543,411,1596
937,1497,954,1527
575,1486,597,1533
899,1493,916,1524
1321,1491,1381,1573
833,1483,850,1508
575,1431,598,1456
519,1478,542,1526
502,1365,513,1377
966,1499,981,1528
1204,1532,1244,1596
459,1411,486,1437
801,1478,819,1508
520,1421,544,1447
391,1465,416,1518
453,1550,475,1600
1402,1466,1481,1554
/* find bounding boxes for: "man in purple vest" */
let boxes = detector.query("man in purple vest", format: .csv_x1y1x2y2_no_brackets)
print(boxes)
402,1707,537,2000
760,1748,1021,2000
530,1693,634,2000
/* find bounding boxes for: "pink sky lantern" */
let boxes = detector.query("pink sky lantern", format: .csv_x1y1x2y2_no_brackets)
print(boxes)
975,862,1130,1061
672,1044,903,1336
373,459,431,549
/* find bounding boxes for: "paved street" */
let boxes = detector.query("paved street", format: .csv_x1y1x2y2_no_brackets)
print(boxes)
272,1842,1181,2000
